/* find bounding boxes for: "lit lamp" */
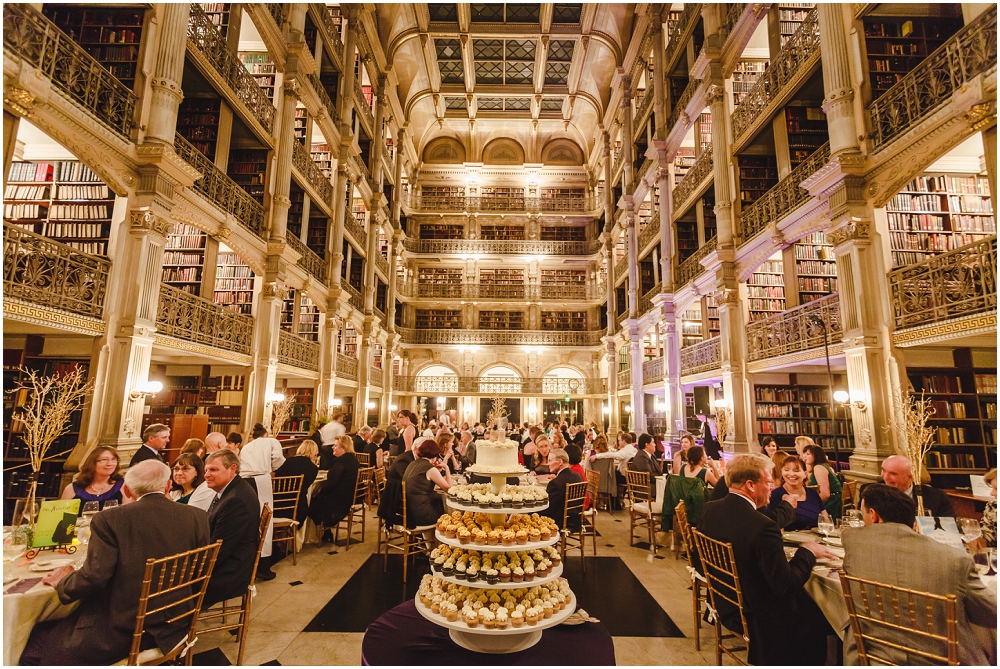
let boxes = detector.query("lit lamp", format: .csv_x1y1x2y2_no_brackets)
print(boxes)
436,396,446,410
389,404,398,411
366,401,376,410
129,380,163,400
266,391,285,403
331,398,343,407
833,390,857,465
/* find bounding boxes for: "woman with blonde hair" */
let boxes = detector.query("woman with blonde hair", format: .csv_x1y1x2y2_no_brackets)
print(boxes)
309,435,361,538
793,435,815,457
275,440,320,522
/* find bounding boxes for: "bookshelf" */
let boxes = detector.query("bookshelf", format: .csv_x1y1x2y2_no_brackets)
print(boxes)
480,187,524,205
753,383,852,465
351,197,368,230
311,144,334,178
214,249,255,315
287,188,304,238
417,267,463,288
201,3,231,37
480,269,524,287
146,371,244,438
294,107,308,143
541,225,587,241
674,149,695,186
705,293,720,338
737,155,778,210
785,106,828,167
298,295,320,341
481,225,525,240
228,150,268,206
478,310,525,330
176,98,221,160
778,3,815,47
702,191,717,242
419,223,464,239
415,309,462,329
697,112,712,152
280,290,295,332
540,311,587,331
342,323,358,357
732,60,768,108
540,269,586,288
307,211,327,256
863,16,964,100
676,218,698,262
162,224,207,294
5,160,114,256
747,257,785,322
280,388,314,435
681,305,703,347
794,231,838,303
200,374,244,434
43,5,146,90
886,173,995,267
238,52,277,103
539,187,585,200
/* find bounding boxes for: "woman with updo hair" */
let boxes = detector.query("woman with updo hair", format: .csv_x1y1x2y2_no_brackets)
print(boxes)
402,439,452,528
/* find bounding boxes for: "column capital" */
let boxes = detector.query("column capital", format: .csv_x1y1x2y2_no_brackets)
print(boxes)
129,210,172,238
826,220,872,249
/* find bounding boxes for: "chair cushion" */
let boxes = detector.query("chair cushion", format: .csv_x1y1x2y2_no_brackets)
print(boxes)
633,501,663,515
272,518,297,527
583,508,596,516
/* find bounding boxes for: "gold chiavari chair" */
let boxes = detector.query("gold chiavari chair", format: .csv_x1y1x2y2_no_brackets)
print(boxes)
838,571,959,666
383,480,436,582
582,469,600,554
691,529,751,666
355,452,371,467
334,467,374,550
674,501,709,651
626,470,662,552
841,479,859,516
270,475,304,565
560,480,589,571
374,468,389,554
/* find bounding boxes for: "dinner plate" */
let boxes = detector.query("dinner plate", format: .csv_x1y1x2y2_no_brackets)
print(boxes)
3,573,18,584
27,558,74,572
823,536,843,547
782,531,815,544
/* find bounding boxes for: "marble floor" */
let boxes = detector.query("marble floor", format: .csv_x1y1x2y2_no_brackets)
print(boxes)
191,507,720,666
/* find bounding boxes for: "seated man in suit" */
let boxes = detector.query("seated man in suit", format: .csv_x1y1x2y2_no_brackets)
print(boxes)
629,433,662,500
879,454,955,517
696,453,835,665
540,449,584,531
21,461,210,665
130,423,170,465
710,472,797,530
842,484,996,665
202,449,262,608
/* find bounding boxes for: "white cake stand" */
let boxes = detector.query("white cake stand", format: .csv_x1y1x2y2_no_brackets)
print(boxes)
460,466,531,524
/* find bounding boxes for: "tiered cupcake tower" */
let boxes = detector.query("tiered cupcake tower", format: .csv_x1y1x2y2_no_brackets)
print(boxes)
414,429,578,653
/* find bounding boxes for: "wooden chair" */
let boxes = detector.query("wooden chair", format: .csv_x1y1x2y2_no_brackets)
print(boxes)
626,469,662,553
591,457,618,512
334,467,374,550
383,480,436,582
270,475,304,565
355,451,371,467
691,529,751,666
196,505,272,666
384,454,396,470
373,468,388,554
841,479,859,516
582,469,600,554
838,571,960,666
559,480,589,571
674,501,709,651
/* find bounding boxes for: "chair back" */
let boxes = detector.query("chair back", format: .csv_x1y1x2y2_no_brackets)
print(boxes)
354,467,375,507
248,504,273,587
384,454,396,470
841,479,859,515
838,571,959,666
585,470,599,506
674,501,697,570
591,457,618,496
129,541,222,664
374,467,387,493
691,529,751,643
355,451,371,467
400,479,410,529
625,469,652,505
271,475,304,518
563,480,587,528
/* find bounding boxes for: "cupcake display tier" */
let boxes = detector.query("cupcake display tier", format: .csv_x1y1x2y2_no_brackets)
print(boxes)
414,591,578,654
435,529,560,553
431,561,564,589
446,497,549,514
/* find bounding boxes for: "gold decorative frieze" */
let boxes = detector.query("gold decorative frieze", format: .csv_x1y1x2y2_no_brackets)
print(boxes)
4,299,105,336
153,334,252,364
893,312,997,347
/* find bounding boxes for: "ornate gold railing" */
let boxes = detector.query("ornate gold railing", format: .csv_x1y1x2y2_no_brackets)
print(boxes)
673,147,713,213
3,223,110,319
157,283,254,355
402,238,601,255
266,2,287,28
643,357,664,384
398,328,605,347
617,368,631,388
664,3,702,69
739,141,829,243
174,133,267,238
354,79,374,130
635,87,654,126
681,336,721,376
632,156,653,192
342,282,364,311
312,4,345,60
278,330,320,370
723,2,748,37
676,237,718,287
395,375,606,395
638,213,660,251
639,282,661,316
344,205,366,244
293,139,333,204
370,366,384,387
306,71,338,125
286,233,327,283
731,7,819,144
888,236,997,330
352,153,372,187
405,283,600,301
187,4,275,134
746,293,842,363
667,78,703,135
373,252,389,278
613,146,625,177
336,352,358,380
868,6,997,150
614,255,629,283
404,194,596,213
3,4,137,138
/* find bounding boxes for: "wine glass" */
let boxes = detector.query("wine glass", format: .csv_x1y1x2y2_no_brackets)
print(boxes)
3,531,26,561
74,518,92,547
816,511,834,538
845,509,865,528
12,499,40,527
957,518,983,544
81,501,100,519
102,500,119,510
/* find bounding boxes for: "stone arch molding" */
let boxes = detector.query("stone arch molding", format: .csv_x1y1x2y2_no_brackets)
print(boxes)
415,362,460,377
540,139,584,166
482,137,525,165
422,137,466,164
479,363,524,379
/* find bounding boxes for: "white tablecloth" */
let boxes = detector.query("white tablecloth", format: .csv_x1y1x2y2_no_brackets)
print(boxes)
804,566,850,639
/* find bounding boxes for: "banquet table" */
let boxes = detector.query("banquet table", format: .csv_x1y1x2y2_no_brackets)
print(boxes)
361,599,616,665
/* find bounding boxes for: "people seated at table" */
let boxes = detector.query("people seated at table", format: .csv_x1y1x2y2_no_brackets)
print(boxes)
274,441,320,522
351,425,373,458
185,434,226,511
681,445,719,486
365,429,388,468
630,434,662,499
180,438,206,460
696,453,835,665
202,449,261,608
309,435,361,537
59,445,124,511
226,432,243,452
761,436,778,458
22,460,210,665
131,423,170,465
455,430,475,470
802,444,842,518
526,436,552,474
592,431,637,484
403,440,452,529
671,433,696,475
769,455,823,531
771,450,790,487
709,470,797,530
590,433,609,458
877,454,955,517
540,448,584,531
983,468,997,547
842,484,997,665
169,453,204,504
794,435,816,457
566,444,585,479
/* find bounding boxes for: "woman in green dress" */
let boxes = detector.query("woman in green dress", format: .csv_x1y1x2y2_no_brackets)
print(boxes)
803,444,841,518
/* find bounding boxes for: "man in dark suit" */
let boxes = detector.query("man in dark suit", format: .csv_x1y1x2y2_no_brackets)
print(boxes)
696,453,835,665
630,433,662,500
710,472,797,529
541,449,584,531
202,449,261,608
21,460,210,665
879,454,955,517
129,423,170,465
352,425,373,456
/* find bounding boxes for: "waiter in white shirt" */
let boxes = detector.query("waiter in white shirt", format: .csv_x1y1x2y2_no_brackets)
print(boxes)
239,423,286,580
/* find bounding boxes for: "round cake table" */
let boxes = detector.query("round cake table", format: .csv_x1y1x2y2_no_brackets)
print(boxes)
361,600,616,666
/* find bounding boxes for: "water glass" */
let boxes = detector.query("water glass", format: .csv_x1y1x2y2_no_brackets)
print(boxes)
102,500,119,510
958,518,983,544
81,501,100,519
845,509,865,528
12,499,40,527
75,518,92,547
3,531,26,561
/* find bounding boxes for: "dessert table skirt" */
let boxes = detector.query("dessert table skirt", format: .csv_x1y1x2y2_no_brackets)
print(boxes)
361,600,616,665
3,552,83,665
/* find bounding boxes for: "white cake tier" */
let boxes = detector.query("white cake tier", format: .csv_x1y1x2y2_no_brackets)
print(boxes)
473,438,521,472
445,497,549,514
414,591,578,646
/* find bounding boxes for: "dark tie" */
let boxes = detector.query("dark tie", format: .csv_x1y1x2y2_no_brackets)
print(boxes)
208,494,221,514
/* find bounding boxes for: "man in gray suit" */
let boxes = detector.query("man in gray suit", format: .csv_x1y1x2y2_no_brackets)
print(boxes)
842,484,996,665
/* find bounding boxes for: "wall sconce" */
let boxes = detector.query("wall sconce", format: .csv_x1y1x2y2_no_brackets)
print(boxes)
366,401,377,410
654,399,666,411
331,398,343,407
624,404,633,414
129,380,163,400
389,404,398,411
266,392,285,403
713,398,731,409
602,405,611,415
835,389,866,411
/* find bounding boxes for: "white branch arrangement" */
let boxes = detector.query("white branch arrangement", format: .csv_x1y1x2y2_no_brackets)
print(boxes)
715,405,733,443
269,395,297,437
884,389,936,515
486,396,509,428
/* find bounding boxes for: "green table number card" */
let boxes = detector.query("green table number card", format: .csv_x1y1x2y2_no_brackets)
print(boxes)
32,499,81,548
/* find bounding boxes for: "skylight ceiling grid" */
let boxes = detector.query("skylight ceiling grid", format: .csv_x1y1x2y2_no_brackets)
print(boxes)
474,38,535,86
429,4,458,22
436,38,464,84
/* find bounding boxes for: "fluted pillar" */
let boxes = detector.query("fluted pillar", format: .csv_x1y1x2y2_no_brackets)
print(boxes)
270,82,298,241
818,4,861,157
363,206,378,314
370,74,387,181
317,314,341,413
651,22,666,139
602,135,617,332
662,309,684,444
328,168,350,289
708,84,735,248
605,344,621,436
144,3,189,144
245,282,285,431
386,236,400,333
339,8,358,129
391,128,406,222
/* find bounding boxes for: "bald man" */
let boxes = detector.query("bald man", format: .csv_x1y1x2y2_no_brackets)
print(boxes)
879,455,955,518
204,432,227,453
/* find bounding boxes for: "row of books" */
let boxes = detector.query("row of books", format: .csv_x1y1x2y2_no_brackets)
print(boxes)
975,374,997,393
756,388,828,402
756,404,794,418
888,231,957,252
65,241,107,255
5,204,44,219
929,400,968,419
796,260,837,276
903,175,990,195
8,161,101,183
747,273,784,286
953,215,996,232
925,452,979,468
887,213,946,232
166,234,207,250
746,286,785,298
49,204,111,219
948,195,993,213
932,426,967,444
757,419,800,435
215,278,254,290
888,193,945,212
57,184,109,200
163,267,201,282
4,185,48,200
163,252,203,265
35,222,107,238
793,245,830,260
747,298,785,312
799,277,837,292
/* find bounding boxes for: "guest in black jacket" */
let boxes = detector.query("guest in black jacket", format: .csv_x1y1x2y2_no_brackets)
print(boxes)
202,449,261,607
378,443,420,527
274,441,320,522
878,454,956,517
696,454,836,665
308,435,361,528
630,433,662,500
710,471,797,529
130,423,170,465
541,449,584,531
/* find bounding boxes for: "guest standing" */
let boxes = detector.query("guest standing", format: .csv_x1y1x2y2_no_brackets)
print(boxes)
169,453,205,504
803,444,842,518
130,423,170,465
274,441,320,523
60,445,124,511
308,435,361,532
402,440,452,529
768,455,823,530
696,411,722,460
239,424,285,581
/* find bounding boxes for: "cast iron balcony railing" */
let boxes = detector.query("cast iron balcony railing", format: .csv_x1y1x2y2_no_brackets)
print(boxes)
614,255,629,284
639,282,661,316
401,238,601,256
266,2,287,28
3,4,137,138
354,79,374,130
3,223,111,320
293,139,333,204
306,71,338,125
731,7,819,144
617,368,631,388
398,328,605,347
344,206,366,245
868,6,997,150
395,375,607,395
676,237,718,287
286,234,327,283
404,194,596,213
278,330,320,371
673,147,713,213
681,336,721,376
635,87,653,127
174,133,267,238
632,157,653,192
313,4,345,61
352,153,372,188
643,357,664,384
187,4,275,135
342,282,364,311
739,142,830,243
638,213,660,252
336,352,358,380
723,3,748,37
888,236,997,330
746,293,842,363
664,3,702,70
402,282,602,301
157,283,254,356
370,366,384,387
667,78,703,136
373,252,389,279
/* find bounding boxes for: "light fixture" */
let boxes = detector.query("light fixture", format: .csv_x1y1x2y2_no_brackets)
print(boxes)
602,405,611,415
366,401,376,409
266,391,285,403
436,396,446,409
331,398,343,407
624,404,633,414
833,390,850,404
713,398,731,409
654,399,666,411
129,380,163,400
389,404,398,411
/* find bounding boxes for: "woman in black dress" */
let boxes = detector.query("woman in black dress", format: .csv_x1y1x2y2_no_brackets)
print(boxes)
275,441,320,522
308,436,360,533
402,439,452,529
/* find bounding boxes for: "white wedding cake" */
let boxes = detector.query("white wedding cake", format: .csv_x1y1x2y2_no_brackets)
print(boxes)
469,430,523,473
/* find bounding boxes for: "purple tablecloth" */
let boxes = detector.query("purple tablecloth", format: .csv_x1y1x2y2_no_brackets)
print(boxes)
362,600,616,665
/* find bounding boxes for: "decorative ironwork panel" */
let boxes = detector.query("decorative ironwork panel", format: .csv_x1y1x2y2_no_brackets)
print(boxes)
265,2,287,28
313,4,345,59
287,233,327,283
731,7,819,142
3,4,137,138
370,366,384,387
673,147,713,212
402,238,601,255
638,215,660,251
643,357,664,384
614,256,629,283
746,293,842,363
187,4,275,134
888,236,997,330
278,330,320,370
293,139,333,203
351,153,371,186
354,79,375,129
724,3,747,37
639,282,661,316
306,72,338,125
635,86,654,125
681,337,721,376
739,142,829,243
342,282,364,311
537,284,593,300
157,283,254,355
337,353,358,380
868,7,997,150
344,204,366,244
3,224,110,319
617,368,631,388
667,78,703,135
632,157,653,192
398,328,604,346
373,252,389,279
664,3,702,69
676,237,717,287
174,133,267,238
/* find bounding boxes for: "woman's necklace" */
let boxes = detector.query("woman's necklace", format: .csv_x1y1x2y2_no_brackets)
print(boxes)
87,480,110,495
